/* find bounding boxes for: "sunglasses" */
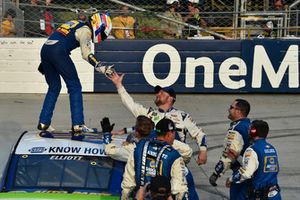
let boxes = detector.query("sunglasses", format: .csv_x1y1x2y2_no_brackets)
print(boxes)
229,105,239,110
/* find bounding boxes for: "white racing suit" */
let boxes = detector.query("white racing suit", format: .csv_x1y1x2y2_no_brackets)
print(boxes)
230,147,259,183
117,86,207,152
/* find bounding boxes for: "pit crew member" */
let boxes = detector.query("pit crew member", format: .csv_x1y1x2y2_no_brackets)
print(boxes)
209,99,251,200
107,71,207,165
121,118,188,200
104,115,198,199
226,120,281,200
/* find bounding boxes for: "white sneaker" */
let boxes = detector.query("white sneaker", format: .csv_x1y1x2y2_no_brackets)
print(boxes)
37,123,55,132
72,125,96,133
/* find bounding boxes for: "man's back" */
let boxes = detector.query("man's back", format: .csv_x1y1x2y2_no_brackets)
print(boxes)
250,139,279,189
134,138,181,187
121,138,188,199
48,20,86,53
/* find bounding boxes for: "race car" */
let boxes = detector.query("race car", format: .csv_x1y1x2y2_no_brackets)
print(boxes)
0,130,126,200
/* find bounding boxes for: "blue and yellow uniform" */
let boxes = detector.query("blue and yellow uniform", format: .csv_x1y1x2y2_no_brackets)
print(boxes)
38,13,113,132
39,20,86,126
121,138,188,199
211,118,251,200
230,120,281,200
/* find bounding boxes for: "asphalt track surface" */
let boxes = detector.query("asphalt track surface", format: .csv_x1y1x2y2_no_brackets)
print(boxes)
0,93,299,199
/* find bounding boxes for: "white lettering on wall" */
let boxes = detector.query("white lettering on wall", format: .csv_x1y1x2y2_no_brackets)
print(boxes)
252,45,299,88
185,57,214,88
219,57,247,89
142,44,180,87
142,43,299,90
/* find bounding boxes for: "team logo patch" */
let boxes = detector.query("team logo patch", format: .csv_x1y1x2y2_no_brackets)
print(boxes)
244,157,250,166
182,113,188,120
152,115,160,123
244,152,251,157
264,156,278,172
227,133,235,140
149,159,156,168
57,20,79,36
264,148,276,153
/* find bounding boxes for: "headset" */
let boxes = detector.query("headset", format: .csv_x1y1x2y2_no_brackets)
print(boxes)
249,126,258,138
249,120,269,139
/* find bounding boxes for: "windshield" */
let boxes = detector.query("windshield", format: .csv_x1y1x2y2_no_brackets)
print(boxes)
7,154,122,193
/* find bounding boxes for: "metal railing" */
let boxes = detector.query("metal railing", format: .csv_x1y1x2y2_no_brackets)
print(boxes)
1,0,299,39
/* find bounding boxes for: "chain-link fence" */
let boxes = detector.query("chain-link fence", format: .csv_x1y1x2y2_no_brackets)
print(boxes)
1,0,300,39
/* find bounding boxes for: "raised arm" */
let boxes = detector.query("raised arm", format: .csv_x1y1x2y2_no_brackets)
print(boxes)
108,72,150,117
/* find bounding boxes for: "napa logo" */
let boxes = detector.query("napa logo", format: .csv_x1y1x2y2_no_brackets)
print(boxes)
28,147,47,153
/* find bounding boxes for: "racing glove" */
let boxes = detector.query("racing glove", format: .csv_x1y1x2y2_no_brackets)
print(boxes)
209,160,224,186
209,172,220,187
103,132,112,144
95,62,115,77
100,117,115,133
88,53,114,76
101,117,115,144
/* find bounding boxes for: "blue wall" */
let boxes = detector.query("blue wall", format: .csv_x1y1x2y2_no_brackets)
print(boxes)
94,39,300,93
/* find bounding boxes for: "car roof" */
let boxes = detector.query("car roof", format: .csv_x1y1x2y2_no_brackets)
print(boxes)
14,131,109,157
1,131,126,195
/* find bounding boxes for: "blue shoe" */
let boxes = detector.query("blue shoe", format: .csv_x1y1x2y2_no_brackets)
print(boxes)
71,132,85,141
39,131,54,138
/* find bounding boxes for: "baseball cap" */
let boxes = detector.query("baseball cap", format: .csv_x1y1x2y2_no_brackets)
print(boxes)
154,85,176,101
150,176,171,194
155,118,175,134
166,0,179,5
188,0,199,3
